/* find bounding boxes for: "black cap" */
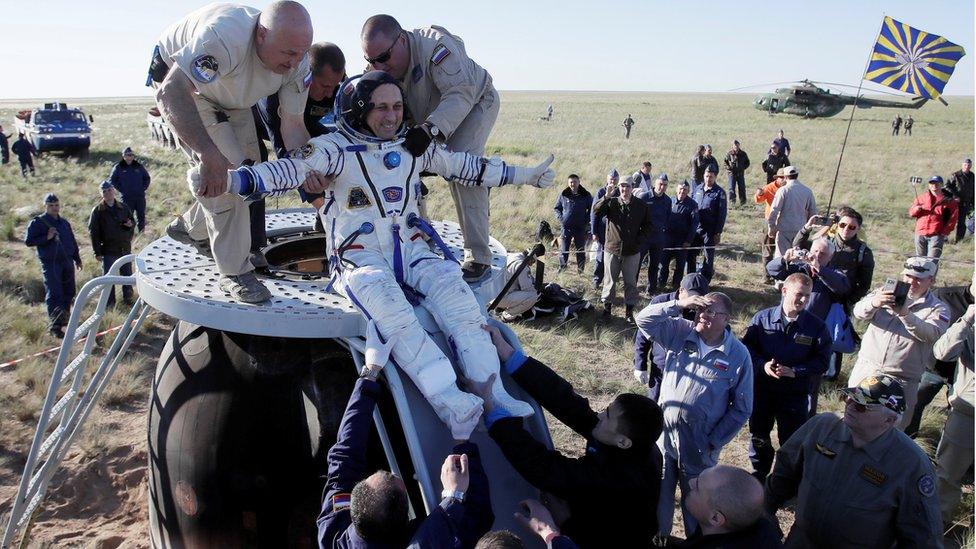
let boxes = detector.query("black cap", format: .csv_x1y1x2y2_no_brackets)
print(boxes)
43,193,59,203
679,273,708,296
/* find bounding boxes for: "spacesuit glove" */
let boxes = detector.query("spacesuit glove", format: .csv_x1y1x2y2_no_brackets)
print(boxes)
512,154,556,188
403,125,433,157
364,320,398,368
633,369,649,385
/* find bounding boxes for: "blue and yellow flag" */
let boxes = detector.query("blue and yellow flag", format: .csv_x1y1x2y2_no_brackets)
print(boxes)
864,16,965,99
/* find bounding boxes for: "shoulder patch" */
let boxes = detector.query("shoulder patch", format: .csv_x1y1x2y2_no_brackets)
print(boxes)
411,64,424,83
191,55,219,84
347,187,372,209
298,144,315,159
332,493,351,510
918,474,936,497
431,44,451,65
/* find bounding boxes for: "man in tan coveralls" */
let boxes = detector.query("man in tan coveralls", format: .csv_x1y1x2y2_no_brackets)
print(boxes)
766,374,943,547
150,1,326,302
361,14,500,282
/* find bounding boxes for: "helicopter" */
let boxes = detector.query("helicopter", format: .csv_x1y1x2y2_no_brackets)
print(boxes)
734,79,931,118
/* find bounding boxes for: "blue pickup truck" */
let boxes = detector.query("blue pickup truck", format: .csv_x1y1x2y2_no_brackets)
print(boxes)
14,102,92,157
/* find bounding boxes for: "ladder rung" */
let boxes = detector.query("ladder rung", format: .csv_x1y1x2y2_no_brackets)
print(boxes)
74,314,102,338
16,490,43,528
48,389,77,422
59,353,90,384
37,425,65,462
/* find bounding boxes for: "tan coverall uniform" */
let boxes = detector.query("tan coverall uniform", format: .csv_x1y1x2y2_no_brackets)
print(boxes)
933,308,974,519
402,26,499,266
156,3,310,275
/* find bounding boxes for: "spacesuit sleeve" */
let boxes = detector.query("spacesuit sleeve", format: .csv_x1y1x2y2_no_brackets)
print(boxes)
225,136,345,199
422,143,515,188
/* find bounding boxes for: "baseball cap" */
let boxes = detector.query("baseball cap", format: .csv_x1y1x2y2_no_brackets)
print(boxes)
657,173,669,182
901,256,937,278
964,158,972,165
928,175,943,185
783,166,799,177
705,164,719,174
100,180,113,191
122,147,134,156
679,273,708,297
775,167,786,178
841,374,906,414
43,193,59,204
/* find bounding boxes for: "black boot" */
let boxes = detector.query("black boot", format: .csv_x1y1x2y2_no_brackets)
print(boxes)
625,305,635,324
602,302,612,317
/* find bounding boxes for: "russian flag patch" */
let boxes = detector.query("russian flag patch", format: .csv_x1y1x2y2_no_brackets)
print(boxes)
431,44,451,65
332,493,351,510
713,359,729,372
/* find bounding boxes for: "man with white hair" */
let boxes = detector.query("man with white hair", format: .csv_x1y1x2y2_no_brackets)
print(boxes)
766,374,943,547
766,238,850,321
848,257,950,431
150,1,325,303
767,166,816,258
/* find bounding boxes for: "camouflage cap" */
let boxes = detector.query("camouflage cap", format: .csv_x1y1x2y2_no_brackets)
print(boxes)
842,374,906,413
901,256,938,279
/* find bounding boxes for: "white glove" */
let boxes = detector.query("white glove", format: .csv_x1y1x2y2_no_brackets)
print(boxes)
364,320,398,368
513,154,555,188
186,167,203,196
633,369,649,385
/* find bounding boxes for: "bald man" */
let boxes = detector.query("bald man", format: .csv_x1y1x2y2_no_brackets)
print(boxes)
361,14,500,282
681,465,783,547
149,1,326,303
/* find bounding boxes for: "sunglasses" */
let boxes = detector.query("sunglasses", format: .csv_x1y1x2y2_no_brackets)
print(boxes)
903,263,930,273
842,393,883,413
838,222,858,230
365,34,399,65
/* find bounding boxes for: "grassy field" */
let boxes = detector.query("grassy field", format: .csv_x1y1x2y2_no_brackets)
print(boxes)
0,92,972,546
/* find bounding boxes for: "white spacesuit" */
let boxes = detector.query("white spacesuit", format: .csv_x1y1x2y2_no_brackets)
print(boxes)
198,74,555,438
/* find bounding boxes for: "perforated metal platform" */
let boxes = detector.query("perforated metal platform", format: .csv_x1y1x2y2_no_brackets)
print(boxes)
135,208,509,338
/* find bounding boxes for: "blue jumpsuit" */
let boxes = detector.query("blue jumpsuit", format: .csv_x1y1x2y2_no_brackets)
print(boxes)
742,306,831,480
109,160,151,232
688,184,727,281
638,192,672,294
553,186,592,271
25,214,81,326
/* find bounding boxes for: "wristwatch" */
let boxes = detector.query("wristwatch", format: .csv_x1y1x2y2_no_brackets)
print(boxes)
423,122,441,140
440,489,465,503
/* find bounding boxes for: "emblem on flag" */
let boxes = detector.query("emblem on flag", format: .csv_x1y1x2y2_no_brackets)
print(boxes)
865,16,966,100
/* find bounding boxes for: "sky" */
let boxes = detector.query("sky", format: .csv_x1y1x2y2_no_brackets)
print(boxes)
0,0,972,99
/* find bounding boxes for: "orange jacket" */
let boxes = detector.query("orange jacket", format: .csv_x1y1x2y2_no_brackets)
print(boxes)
755,181,782,219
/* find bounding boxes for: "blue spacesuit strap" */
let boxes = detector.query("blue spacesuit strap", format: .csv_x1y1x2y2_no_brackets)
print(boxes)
391,223,425,306
353,151,387,218
410,216,459,264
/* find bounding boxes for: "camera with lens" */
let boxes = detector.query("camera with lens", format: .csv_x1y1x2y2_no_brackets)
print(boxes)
882,277,910,308
813,214,839,226
795,249,811,261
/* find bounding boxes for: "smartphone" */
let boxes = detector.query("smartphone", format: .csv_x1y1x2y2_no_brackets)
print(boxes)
909,176,923,184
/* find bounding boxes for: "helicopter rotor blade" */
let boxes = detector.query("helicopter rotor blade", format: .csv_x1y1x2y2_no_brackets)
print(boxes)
809,80,914,97
728,81,807,92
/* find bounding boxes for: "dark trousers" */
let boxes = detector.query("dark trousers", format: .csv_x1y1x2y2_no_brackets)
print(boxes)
102,254,134,305
761,231,775,279
749,390,811,480
559,227,587,270
688,232,718,280
641,236,665,292
905,371,949,436
1,148,8,164
42,260,75,327
249,198,267,253
18,156,34,176
660,241,688,289
122,195,147,232
727,173,746,203
957,203,971,242
592,239,605,285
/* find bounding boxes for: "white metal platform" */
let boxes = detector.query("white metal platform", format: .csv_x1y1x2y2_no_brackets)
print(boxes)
135,209,509,338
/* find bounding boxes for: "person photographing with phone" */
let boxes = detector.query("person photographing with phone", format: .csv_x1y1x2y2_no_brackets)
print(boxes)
847,257,951,431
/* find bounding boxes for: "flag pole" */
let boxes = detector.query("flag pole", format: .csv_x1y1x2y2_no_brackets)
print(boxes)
825,16,889,214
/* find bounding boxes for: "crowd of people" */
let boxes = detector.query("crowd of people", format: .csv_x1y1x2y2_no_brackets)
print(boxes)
9,0,974,546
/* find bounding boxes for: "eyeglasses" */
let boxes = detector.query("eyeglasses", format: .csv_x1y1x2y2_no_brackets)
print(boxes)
698,308,728,318
618,184,632,188
365,34,399,65
842,393,883,413
838,222,858,230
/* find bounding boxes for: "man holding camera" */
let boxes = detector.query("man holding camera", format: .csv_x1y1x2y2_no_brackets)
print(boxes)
847,257,950,431
88,181,136,307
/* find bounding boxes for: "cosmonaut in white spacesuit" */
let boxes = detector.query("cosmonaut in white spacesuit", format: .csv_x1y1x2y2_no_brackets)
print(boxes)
191,71,556,439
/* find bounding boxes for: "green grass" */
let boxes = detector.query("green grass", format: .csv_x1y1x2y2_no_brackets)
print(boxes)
0,93,972,542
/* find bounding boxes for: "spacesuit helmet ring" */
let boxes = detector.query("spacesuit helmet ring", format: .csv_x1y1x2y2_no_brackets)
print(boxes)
335,71,408,145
